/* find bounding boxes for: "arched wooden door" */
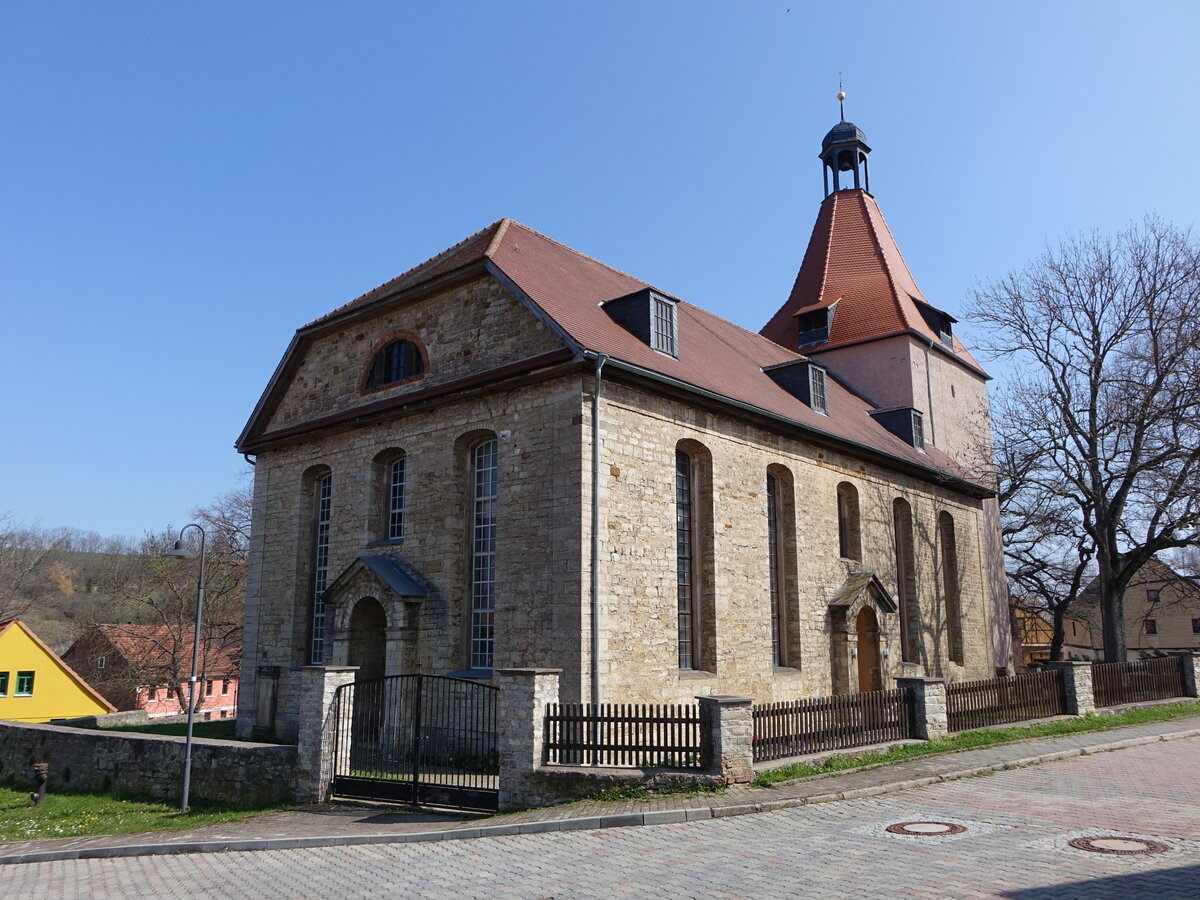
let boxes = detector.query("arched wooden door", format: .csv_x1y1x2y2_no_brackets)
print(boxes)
347,598,387,681
856,607,883,692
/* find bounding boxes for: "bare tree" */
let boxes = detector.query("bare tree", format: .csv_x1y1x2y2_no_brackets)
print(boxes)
0,515,69,622
994,402,1094,660
91,482,250,713
971,217,1200,661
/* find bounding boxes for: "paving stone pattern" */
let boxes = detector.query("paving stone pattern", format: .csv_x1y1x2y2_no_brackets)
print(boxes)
5,735,1200,898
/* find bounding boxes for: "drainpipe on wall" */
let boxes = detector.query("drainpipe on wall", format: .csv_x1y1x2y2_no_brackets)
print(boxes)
922,340,937,448
587,352,608,706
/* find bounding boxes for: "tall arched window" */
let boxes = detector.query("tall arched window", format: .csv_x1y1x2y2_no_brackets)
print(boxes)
308,470,333,664
892,498,919,664
469,438,498,670
363,337,425,391
836,482,861,561
387,456,406,540
675,442,715,671
939,511,964,664
767,466,799,668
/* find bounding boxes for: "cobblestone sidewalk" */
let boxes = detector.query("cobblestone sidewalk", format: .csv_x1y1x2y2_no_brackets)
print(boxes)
2,715,1198,866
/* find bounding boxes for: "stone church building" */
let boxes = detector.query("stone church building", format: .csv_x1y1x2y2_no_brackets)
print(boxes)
235,118,1011,742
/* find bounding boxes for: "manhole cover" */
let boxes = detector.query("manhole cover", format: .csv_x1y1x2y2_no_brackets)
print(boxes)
1068,836,1169,856
885,821,966,836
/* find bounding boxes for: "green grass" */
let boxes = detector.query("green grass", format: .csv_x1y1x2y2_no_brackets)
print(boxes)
0,782,291,844
99,720,239,740
752,699,1200,787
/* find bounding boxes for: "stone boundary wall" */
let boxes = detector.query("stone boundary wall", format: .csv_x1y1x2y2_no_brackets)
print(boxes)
0,721,297,806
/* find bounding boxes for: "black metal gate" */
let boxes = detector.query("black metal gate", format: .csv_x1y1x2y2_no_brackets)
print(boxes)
329,674,498,812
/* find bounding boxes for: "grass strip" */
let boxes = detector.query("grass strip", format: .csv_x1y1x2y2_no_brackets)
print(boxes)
98,720,239,740
0,783,291,844
752,699,1200,786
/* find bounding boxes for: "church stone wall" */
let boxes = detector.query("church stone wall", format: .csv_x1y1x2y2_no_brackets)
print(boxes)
591,379,996,706
239,373,588,741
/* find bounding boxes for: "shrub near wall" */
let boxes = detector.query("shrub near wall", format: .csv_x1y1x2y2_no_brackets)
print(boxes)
0,721,296,806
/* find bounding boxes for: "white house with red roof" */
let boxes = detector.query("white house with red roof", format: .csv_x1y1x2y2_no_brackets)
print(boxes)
234,117,1010,743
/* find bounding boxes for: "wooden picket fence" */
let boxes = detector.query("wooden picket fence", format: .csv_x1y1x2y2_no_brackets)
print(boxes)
751,689,912,763
542,703,705,768
1092,656,1186,708
946,669,1065,732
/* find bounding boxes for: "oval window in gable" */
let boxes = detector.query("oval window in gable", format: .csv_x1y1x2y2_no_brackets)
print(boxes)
364,339,425,390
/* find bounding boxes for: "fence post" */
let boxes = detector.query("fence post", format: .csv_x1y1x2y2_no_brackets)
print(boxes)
895,677,948,740
495,668,560,812
1044,660,1096,716
696,695,754,784
1179,653,1200,698
294,665,358,804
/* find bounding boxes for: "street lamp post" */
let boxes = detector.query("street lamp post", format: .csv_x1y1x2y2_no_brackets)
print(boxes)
162,523,207,812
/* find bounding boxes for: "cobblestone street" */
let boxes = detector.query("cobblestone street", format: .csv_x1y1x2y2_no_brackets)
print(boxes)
4,737,1200,898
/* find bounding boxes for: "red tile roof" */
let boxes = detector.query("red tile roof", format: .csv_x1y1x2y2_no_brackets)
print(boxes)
278,217,981,483
760,190,984,372
94,624,240,676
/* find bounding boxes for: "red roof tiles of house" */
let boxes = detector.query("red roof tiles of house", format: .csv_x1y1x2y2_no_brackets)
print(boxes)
94,624,240,675
759,189,984,373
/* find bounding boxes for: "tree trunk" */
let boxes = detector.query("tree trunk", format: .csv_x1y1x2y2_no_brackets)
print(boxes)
1050,604,1066,661
1098,551,1128,661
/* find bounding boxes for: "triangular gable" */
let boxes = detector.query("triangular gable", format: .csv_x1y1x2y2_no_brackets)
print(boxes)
827,572,898,614
324,556,428,603
0,618,116,713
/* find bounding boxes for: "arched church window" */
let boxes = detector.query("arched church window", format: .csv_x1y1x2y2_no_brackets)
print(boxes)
939,512,964,664
363,337,425,391
837,482,861,561
892,498,919,664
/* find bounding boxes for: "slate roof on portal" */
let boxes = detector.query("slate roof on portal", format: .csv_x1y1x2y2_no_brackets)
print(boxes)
759,190,985,374
273,217,984,483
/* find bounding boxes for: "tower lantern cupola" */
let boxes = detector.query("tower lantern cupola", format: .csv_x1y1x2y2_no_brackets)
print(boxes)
820,119,871,196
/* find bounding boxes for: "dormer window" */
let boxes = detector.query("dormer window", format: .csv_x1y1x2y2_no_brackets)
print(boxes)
911,410,925,451
808,365,828,415
603,288,680,358
797,305,834,347
763,359,829,415
868,406,927,451
651,296,678,356
914,299,956,349
363,336,426,391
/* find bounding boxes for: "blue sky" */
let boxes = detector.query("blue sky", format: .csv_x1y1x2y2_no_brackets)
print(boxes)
2,2,1198,539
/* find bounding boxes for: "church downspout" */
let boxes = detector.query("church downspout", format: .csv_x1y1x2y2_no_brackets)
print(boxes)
588,352,608,706
922,341,937,448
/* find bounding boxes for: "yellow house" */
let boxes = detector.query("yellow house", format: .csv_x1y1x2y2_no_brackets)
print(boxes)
0,618,115,722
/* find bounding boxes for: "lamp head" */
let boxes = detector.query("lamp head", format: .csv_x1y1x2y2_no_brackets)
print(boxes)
162,539,197,560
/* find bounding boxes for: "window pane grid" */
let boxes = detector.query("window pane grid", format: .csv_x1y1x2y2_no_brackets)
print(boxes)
809,366,828,414
310,473,332,664
470,440,498,670
767,474,782,666
676,451,694,669
388,457,406,540
652,298,677,356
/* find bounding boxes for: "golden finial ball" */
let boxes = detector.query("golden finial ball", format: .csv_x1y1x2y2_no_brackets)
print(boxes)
837,91,846,101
